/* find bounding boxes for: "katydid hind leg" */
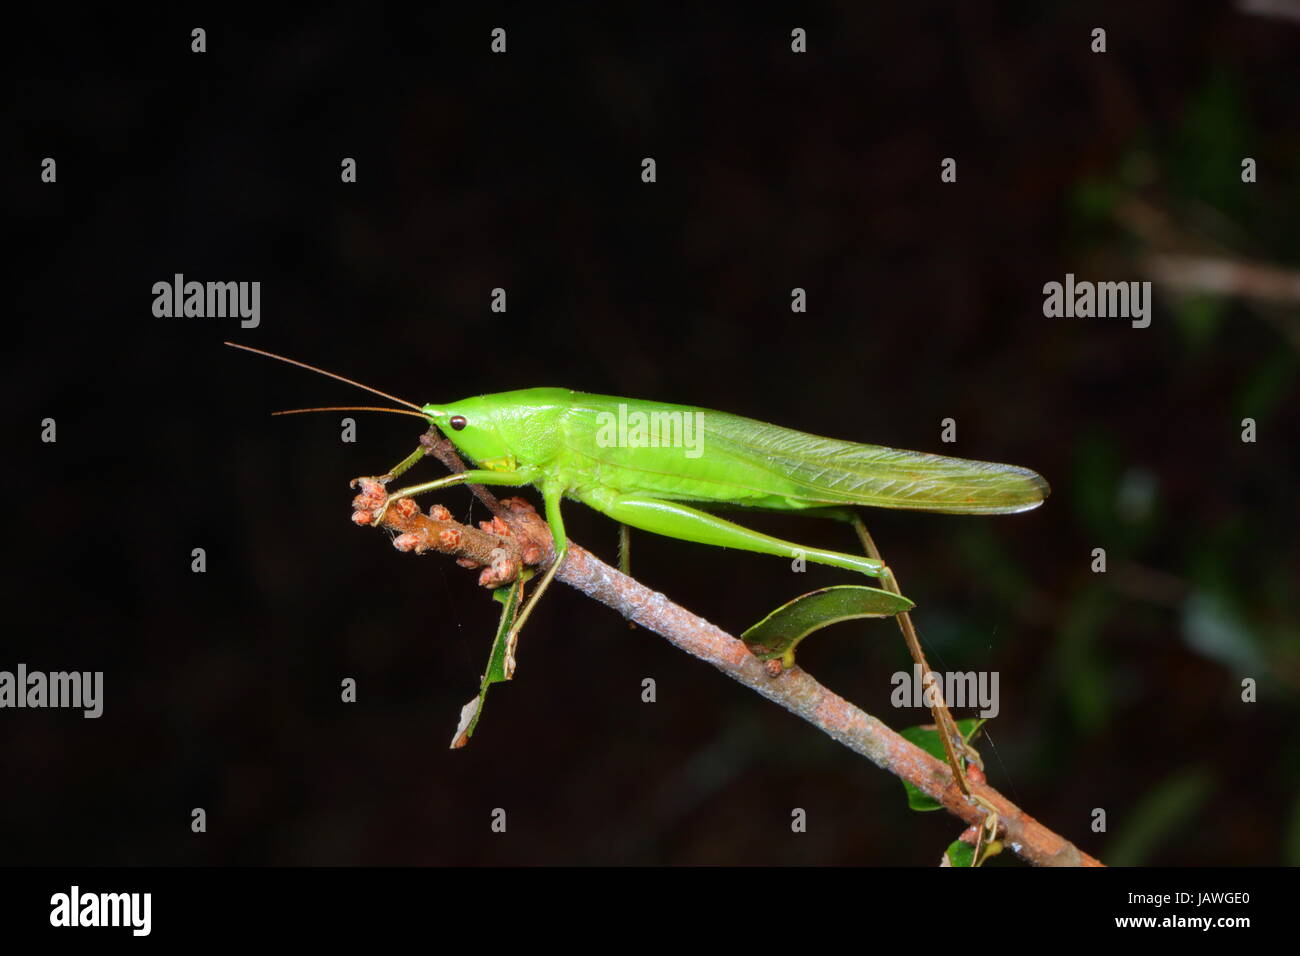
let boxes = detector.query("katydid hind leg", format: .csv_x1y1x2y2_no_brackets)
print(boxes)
837,508,983,782
724,503,979,788
578,492,885,579
587,493,976,778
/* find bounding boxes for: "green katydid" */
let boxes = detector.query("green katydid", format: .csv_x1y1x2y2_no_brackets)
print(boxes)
229,342,1049,787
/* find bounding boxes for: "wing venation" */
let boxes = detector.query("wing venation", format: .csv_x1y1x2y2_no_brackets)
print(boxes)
701,411,1049,514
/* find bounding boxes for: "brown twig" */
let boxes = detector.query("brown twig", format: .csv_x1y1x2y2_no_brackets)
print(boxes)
1114,198,1300,352
419,430,515,521
353,435,1103,868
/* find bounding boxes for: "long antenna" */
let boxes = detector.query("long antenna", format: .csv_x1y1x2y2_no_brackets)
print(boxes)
224,342,423,411
272,405,431,420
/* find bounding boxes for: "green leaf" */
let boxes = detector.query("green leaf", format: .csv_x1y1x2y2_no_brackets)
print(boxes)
942,839,975,868
898,719,987,811
449,573,528,749
741,585,914,668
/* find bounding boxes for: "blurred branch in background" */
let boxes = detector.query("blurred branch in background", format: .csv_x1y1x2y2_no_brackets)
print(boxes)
1145,253,1300,352
1145,254,1300,303
1116,197,1300,353
1238,0,1300,24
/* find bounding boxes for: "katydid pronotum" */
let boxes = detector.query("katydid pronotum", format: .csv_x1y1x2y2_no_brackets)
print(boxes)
228,343,1049,796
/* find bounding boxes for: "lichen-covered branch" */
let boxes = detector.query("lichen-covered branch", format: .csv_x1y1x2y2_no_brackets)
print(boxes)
352,434,1103,868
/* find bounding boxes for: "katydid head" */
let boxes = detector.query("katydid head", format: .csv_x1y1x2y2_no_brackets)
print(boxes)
423,389,573,470
421,398,516,469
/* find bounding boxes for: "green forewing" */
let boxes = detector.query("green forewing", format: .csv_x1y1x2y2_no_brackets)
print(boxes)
699,410,1049,515
476,391,1049,516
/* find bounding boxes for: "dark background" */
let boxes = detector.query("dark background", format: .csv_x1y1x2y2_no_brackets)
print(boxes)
5,3,1297,865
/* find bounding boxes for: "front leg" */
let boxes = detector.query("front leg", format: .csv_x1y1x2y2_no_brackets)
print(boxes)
372,467,538,524
499,482,568,677
348,444,432,493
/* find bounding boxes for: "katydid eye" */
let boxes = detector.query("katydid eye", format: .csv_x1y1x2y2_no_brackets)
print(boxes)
449,415,467,431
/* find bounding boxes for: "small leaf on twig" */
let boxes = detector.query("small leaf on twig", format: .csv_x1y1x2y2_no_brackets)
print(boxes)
450,573,529,749
941,838,976,867
741,585,914,669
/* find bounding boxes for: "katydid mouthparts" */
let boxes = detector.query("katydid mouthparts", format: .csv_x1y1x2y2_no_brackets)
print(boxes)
227,342,1048,650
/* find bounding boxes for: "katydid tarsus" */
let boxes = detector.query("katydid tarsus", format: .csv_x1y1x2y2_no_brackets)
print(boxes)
228,342,1049,793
